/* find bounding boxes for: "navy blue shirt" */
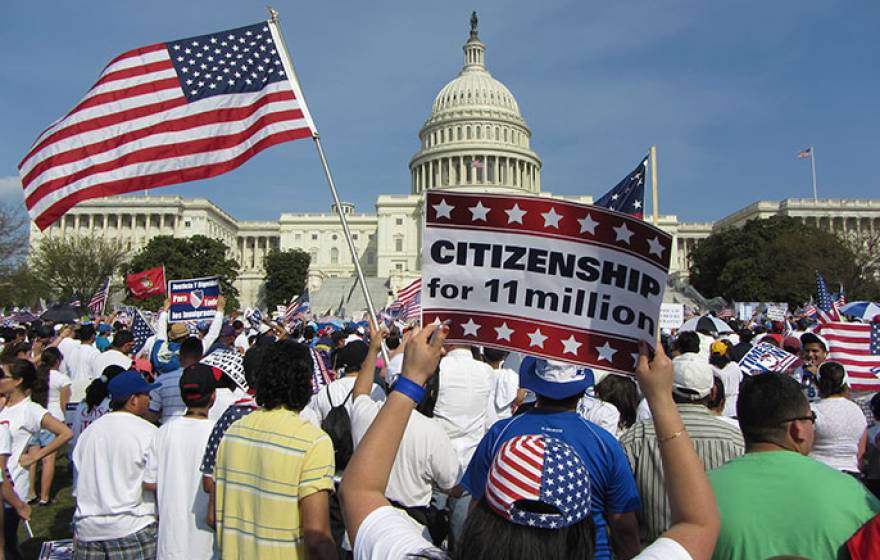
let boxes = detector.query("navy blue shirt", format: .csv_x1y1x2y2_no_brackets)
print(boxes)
461,409,641,560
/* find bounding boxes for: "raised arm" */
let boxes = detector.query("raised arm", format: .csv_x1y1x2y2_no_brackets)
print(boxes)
339,323,447,542
636,341,720,560
201,295,226,351
353,323,386,399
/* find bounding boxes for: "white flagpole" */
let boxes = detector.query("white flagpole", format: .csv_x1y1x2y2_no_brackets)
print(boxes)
267,8,389,361
650,145,659,226
810,146,818,201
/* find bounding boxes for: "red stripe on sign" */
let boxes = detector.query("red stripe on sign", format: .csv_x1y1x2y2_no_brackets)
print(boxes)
33,127,311,229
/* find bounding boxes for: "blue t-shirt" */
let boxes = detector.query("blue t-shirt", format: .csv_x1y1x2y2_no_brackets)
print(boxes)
461,409,640,560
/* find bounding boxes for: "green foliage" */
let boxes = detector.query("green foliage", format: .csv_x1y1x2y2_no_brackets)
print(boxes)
263,248,310,310
689,216,879,304
30,235,126,303
124,235,240,311
0,264,50,309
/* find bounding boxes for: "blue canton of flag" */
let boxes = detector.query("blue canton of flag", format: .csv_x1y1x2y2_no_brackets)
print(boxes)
815,272,840,322
167,23,287,102
594,156,648,219
871,322,880,356
131,309,156,354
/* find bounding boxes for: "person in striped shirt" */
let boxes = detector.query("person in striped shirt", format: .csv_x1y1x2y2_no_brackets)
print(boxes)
213,339,336,560
620,342,744,545
147,336,204,424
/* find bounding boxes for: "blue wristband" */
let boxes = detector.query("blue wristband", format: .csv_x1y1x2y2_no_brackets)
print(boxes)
392,376,426,405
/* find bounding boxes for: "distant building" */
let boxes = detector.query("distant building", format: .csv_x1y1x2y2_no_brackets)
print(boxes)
27,18,880,310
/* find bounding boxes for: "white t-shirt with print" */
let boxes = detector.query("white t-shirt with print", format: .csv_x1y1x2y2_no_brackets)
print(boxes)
0,398,48,501
145,416,217,559
73,412,157,541
352,506,693,560
47,369,72,421
350,395,459,507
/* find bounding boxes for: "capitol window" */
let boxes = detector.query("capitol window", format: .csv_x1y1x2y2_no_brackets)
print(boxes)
312,233,318,240
395,238,403,252
395,218,403,225
332,234,338,241
395,263,403,271
184,219,191,228
331,247,339,265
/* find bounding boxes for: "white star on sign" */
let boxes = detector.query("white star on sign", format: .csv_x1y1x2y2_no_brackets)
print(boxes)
433,199,454,219
647,236,665,258
633,200,642,209
527,328,548,348
505,204,527,224
596,342,617,362
578,214,598,235
613,223,634,244
541,207,563,228
561,335,582,355
461,319,481,337
469,201,490,221
495,322,514,341
611,193,619,200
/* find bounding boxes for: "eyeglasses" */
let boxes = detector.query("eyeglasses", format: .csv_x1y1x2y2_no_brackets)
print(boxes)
779,411,817,425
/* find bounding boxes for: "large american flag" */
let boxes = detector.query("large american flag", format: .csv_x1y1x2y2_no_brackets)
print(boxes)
87,277,110,316
19,21,316,230
285,288,310,323
593,156,648,219
130,307,156,354
815,321,880,391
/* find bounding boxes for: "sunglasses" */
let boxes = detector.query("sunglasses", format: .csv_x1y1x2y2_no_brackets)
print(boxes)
779,411,817,425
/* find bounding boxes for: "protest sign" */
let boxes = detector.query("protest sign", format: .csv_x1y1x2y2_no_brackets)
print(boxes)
168,276,220,323
735,302,759,322
765,304,787,321
738,342,802,375
421,191,672,375
659,303,684,330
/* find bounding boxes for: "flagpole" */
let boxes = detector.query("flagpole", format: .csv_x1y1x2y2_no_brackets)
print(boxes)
650,145,659,226
268,8,389,362
810,145,818,201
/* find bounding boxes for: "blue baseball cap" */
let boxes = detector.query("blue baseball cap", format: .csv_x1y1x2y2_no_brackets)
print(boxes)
97,324,112,333
519,356,595,399
108,370,160,402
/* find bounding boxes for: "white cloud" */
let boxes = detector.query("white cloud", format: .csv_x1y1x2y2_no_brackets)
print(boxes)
0,176,25,205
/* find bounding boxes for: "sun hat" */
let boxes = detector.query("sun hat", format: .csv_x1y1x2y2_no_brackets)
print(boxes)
168,322,189,341
485,435,591,529
519,357,595,399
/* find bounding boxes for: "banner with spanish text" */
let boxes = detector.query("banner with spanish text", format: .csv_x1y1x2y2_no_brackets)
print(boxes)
168,276,220,323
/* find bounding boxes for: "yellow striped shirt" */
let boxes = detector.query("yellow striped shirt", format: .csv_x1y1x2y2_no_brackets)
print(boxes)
214,408,335,559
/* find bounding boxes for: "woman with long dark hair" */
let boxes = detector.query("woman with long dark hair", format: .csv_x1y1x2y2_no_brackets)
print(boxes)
0,359,72,559
26,348,71,505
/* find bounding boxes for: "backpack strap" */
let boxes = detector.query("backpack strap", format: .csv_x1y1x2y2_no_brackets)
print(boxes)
342,389,354,406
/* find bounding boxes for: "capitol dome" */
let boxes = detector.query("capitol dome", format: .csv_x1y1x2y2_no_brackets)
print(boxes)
410,13,542,195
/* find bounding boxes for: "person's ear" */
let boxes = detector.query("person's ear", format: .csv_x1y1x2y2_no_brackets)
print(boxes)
788,419,812,452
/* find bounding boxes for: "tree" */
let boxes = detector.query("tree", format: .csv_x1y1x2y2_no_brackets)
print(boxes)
689,216,879,304
0,264,50,309
263,249,310,310
30,235,127,303
124,235,240,311
0,203,28,277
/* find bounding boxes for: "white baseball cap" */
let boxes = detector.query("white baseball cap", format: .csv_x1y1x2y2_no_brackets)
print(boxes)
672,353,713,399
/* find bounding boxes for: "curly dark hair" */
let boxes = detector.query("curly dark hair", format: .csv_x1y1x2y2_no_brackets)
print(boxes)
255,339,314,411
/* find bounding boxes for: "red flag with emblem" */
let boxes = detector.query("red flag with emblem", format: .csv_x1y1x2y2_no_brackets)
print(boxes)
126,266,166,299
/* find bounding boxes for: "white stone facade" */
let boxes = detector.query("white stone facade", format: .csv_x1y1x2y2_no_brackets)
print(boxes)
26,18,880,309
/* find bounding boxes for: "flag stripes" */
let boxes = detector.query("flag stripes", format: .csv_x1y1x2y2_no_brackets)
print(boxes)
815,322,880,391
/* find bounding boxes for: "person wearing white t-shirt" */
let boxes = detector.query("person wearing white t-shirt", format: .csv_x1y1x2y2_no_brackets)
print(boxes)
482,347,524,427
145,363,218,559
810,361,869,474
306,340,386,427
0,359,72,560
67,326,101,401
28,348,71,505
148,336,204,424
55,329,79,378
0,422,31,558
72,370,160,557
90,330,135,385
350,331,459,513
339,327,718,560
233,320,249,354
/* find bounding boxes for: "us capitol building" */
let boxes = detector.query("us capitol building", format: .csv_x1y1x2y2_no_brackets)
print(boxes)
27,17,880,310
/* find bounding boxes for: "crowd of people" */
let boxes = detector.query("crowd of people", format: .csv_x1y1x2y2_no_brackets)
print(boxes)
0,299,876,559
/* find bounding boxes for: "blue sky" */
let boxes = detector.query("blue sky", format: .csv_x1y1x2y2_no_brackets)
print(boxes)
2,1,878,224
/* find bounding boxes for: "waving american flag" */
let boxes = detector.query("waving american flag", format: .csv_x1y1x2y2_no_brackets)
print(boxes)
20,21,316,229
